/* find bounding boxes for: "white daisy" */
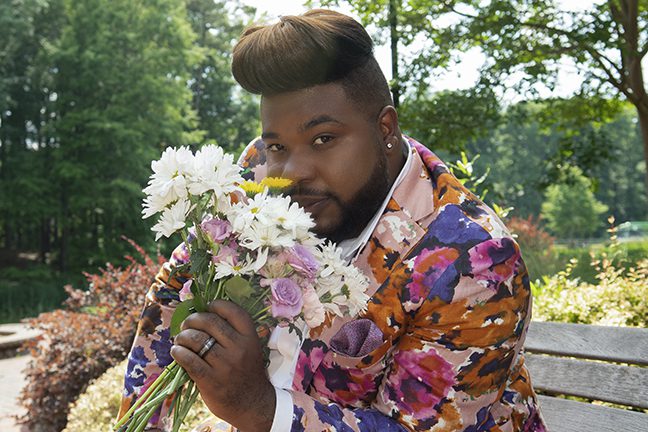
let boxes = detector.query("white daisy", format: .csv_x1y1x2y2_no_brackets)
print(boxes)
238,222,295,251
151,199,192,240
142,146,194,218
212,248,268,280
188,144,243,199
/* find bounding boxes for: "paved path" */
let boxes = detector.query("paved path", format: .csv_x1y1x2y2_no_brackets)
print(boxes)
0,355,30,431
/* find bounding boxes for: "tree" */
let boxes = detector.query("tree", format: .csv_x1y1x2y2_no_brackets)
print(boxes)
316,1,648,211
541,165,609,239
51,0,202,271
462,0,648,211
185,0,259,152
459,100,646,222
0,0,65,258
399,86,500,151
589,104,648,221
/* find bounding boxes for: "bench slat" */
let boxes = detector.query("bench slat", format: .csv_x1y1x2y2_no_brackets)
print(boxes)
526,354,648,409
538,395,648,432
525,321,648,366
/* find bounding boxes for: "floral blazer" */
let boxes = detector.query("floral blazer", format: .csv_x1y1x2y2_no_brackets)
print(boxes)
119,137,546,431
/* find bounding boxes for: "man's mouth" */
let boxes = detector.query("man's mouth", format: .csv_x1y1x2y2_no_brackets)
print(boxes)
291,195,329,214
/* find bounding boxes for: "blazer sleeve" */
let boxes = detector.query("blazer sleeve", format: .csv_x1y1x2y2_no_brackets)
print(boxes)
117,243,190,431
287,236,532,431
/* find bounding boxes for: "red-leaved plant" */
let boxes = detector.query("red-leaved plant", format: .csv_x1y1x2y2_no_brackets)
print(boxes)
18,238,164,432
507,216,557,280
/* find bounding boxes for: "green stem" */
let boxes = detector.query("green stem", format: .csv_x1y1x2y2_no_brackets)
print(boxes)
125,369,188,429
172,381,197,432
132,401,159,432
180,230,191,253
253,306,271,320
248,287,270,311
114,361,179,430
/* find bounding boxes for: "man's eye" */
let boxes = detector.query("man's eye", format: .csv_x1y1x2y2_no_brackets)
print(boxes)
265,143,283,152
313,135,334,146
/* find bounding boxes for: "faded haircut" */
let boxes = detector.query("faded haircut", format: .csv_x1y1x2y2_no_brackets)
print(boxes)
231,9,393,118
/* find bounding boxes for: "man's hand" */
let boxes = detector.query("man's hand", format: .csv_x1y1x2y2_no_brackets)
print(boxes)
171,300,276,432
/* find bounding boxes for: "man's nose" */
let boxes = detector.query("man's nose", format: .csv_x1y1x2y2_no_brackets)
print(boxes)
281,151,316,183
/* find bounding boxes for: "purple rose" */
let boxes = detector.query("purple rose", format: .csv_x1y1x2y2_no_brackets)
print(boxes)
270,278,303,320
287,245,320,279
200,218,232,243
179,280,194,301
212,243,239,265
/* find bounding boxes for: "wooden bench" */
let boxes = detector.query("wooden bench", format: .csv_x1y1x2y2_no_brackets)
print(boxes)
524,321,648,432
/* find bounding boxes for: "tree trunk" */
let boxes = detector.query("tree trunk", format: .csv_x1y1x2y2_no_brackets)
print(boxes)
59,194,69,273
617,0,647,216
40,217,51,264
389,0,400,107
635,103,648,217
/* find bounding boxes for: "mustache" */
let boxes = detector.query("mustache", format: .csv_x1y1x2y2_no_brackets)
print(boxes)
284,184,334,199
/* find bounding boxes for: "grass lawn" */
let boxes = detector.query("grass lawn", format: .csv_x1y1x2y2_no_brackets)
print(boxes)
0,265,85,323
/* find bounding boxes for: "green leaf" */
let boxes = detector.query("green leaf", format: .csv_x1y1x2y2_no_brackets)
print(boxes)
223,276,254,305
193,293,208,313
190,248,209,276
171,299,195,337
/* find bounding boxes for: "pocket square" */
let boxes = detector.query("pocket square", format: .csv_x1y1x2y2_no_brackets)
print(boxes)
330,318,384,357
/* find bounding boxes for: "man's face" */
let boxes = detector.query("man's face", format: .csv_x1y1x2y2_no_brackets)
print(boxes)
261,83,390,243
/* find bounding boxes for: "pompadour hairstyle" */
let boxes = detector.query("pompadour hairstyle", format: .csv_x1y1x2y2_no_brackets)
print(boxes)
231,9,393,117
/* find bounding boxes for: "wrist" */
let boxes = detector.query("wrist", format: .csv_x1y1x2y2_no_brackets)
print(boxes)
239,381,276,432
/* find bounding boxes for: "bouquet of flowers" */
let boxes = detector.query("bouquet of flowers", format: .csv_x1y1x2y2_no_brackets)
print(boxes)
114,144,369,432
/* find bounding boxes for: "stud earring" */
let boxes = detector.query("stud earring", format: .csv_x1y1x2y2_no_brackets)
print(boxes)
386,142,393,149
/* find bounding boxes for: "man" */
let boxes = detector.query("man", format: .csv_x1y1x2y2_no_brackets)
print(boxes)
119,9,546,432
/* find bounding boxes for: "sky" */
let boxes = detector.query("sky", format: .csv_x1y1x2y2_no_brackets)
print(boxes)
238,0,607,100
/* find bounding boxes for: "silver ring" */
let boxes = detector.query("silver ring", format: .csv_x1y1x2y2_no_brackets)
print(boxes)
197,336,216,358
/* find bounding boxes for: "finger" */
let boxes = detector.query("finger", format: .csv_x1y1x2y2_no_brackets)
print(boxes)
170,345,213,383
182,311,238,347
174,329,222,359
207,299,257,335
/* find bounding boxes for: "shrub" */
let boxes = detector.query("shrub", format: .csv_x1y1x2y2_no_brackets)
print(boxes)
532,252,648,327
18,239,164,432
552,239,648,284
507,216,558,281
64,360,211,432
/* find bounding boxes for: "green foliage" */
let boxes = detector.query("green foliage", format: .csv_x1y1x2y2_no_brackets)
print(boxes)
448,152,491,200
18,240,163,431
171,299,195,337
50,0,202,270
399,87,500,151
186,0,260,151
463,102,647,222
553,239,648,284
541,165,608,238
446,151,513,220
64,360,212,432
0,264,83,323
0,0,259,282
532,251,648,328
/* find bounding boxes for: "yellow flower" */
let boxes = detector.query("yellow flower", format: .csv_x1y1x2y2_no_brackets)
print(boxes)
239,180,265,197
260,177,293,189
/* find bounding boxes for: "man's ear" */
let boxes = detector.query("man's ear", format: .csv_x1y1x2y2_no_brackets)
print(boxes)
376,105,399,145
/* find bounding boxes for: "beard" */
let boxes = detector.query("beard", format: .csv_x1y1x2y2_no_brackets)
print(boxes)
286,149,391,244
